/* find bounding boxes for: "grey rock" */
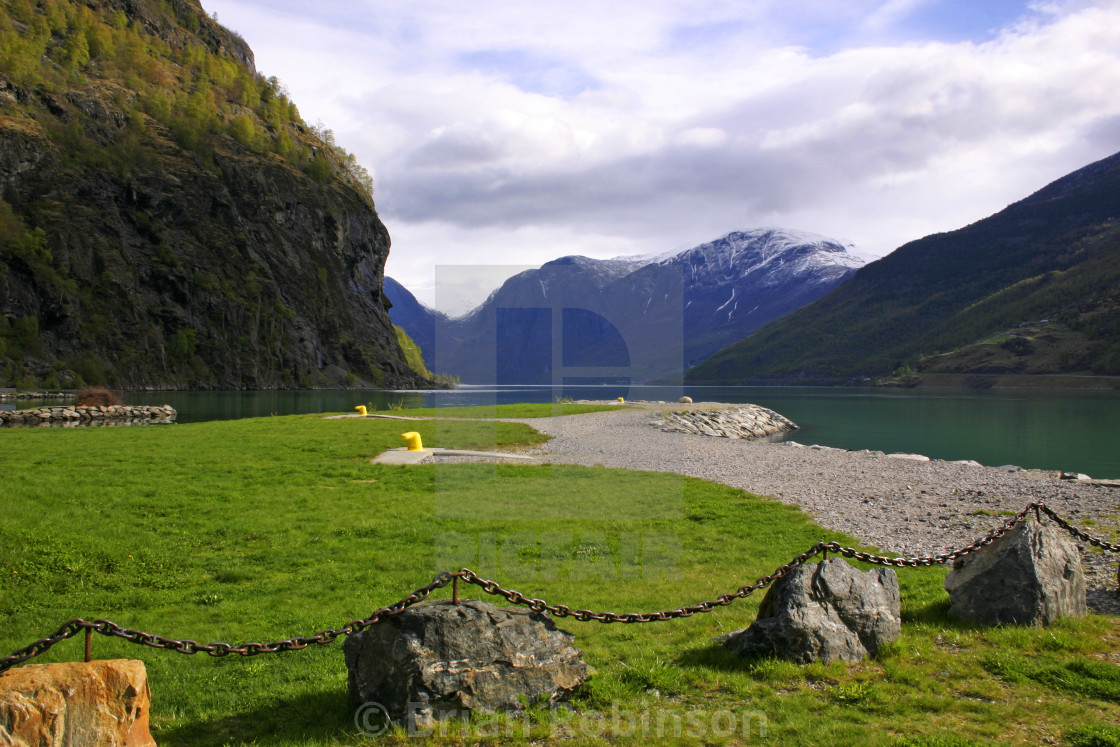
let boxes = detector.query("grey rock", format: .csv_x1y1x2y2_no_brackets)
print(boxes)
944,520,1086,625
655,406,797,440
724,558,900,664
344,599,590,729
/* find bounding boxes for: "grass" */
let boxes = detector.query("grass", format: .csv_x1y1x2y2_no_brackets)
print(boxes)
1,411,1119,745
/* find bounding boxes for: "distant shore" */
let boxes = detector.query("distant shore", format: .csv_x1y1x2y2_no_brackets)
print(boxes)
878,372,1120,390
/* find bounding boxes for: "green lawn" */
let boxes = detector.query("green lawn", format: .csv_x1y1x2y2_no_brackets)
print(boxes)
2,411,1119,746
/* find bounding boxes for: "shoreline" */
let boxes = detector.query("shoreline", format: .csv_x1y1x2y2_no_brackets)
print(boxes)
684,373,1120,390
504,403,1120,614
875,372,1120,390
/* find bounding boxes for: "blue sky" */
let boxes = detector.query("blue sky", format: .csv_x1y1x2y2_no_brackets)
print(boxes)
201,0,1120,313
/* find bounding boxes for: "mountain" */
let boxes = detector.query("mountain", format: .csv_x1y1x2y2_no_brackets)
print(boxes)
686,151,1120,384
384,276,446,372
412,228,862,383
667,229,864,368
0,0,428,390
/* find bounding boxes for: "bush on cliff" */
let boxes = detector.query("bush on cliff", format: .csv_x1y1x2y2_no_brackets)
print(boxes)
74,386,123,407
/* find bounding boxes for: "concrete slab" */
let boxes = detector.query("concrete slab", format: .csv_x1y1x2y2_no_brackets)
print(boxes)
322,413,425,420
372,449,434,465
370,448,534,465
433,449,534,460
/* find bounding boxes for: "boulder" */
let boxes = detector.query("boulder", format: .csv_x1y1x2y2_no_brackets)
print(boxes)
344,599,590,730
678,396,693,403
0,659,155,746
944,520,1086,626
724,558,900,664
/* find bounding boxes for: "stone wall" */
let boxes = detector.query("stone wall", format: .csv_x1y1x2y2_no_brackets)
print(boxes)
0,405,176,427
0,391,72,401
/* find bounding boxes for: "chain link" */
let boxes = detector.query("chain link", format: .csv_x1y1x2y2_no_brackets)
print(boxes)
449,502,1107,620
1037,505,1120,553
454,540,829,623
2,502,1116,674
0,572,453,674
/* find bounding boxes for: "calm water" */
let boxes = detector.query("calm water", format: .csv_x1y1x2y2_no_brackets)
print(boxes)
7,385,1119,477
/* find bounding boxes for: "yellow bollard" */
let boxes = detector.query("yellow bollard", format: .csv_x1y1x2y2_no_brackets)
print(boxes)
355,405,368,416
617,397,625,403
401,431,424,451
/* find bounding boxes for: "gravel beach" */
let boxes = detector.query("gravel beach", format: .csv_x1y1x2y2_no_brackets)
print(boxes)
497,402,1120,614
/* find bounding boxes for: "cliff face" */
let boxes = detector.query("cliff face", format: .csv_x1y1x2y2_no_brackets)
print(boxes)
0,0,428,389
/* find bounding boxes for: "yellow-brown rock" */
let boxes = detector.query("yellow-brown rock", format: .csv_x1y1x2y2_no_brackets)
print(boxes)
0,659,155,746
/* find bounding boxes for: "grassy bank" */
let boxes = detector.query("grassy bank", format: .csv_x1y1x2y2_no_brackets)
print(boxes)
2,411,1119,745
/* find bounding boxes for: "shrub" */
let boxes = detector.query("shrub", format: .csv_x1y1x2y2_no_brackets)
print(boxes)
75,386,124,407
1064,724,1120,747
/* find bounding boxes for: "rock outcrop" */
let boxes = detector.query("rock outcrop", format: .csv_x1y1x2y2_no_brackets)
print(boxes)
0,0,430,390
344,599,590,730
655,406,798,439
724,558,901,663
944,520,1086,625
0,659,155,747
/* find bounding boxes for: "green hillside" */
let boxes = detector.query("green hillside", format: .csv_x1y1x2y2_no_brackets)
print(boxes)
0,0,425,389
686,151,1120,384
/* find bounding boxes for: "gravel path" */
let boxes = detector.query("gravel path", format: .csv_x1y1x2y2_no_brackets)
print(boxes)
497,403,1120,613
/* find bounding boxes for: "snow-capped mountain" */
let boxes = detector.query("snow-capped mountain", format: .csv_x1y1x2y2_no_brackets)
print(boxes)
392,229,863,383
671,229,862,288
663,229,863,367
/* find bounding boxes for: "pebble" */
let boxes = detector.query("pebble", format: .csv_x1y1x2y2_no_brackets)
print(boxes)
508,403,1120,615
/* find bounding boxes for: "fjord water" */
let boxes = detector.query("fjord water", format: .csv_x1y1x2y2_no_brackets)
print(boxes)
112,385,1120,478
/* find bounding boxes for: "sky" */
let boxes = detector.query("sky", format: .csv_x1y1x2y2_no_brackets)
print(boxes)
201,0,1120,314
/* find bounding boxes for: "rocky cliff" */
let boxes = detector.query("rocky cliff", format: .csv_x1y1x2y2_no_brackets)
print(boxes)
0,0,429,389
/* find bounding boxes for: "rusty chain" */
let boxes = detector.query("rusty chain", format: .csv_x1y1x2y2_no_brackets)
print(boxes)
0,572,453,675
454,503,1041,620
2,501,1116,674
456,541,829,623
1037,504,1120,553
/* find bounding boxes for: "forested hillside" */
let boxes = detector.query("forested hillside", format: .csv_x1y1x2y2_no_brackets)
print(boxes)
686,151,1120,384
0,0,428,389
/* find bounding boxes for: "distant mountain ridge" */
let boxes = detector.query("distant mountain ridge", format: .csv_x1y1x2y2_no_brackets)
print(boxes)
390,228,863,383
687,150,1120,384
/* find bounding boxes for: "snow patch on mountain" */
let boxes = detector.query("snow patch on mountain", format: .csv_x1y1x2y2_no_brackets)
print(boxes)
665,228,864,289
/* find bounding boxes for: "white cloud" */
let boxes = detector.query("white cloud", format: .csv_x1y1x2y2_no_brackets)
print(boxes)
202,0,1120,313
